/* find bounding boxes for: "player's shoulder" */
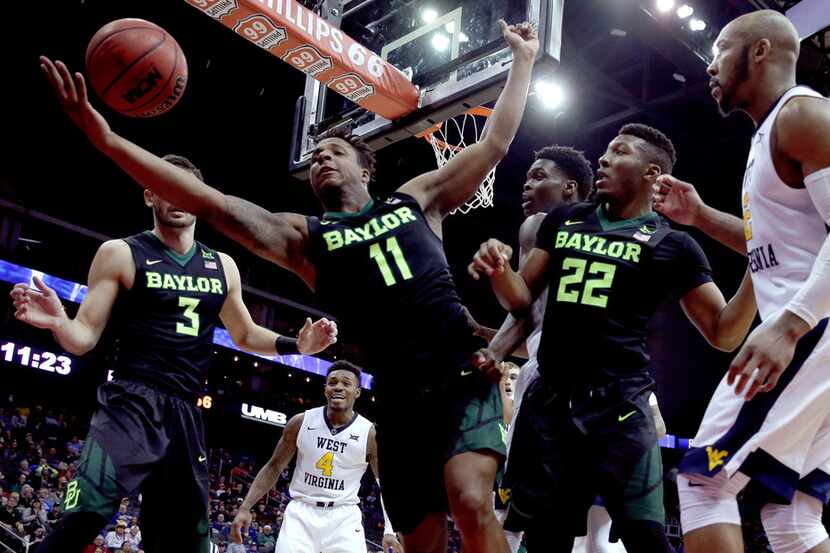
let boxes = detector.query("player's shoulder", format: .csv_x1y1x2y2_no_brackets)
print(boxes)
656,224,706,258
778,89,829,121
99,238,132,256
356,412,374,428
94,239,134,271
384,191,425,214
284,412,306,433
541,201,595,228
214,250,237,270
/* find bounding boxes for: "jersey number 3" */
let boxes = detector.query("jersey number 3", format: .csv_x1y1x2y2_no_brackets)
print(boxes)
556,258,616,308
176,297,201,336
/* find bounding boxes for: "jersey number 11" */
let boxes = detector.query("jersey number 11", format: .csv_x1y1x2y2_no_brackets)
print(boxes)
369,237,413,286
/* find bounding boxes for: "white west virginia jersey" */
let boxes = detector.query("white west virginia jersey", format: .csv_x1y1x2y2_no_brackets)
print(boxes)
742,85,827,320
681,86,830,503
289,406,371,505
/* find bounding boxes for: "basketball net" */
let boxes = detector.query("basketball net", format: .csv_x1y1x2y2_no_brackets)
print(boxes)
417,107,495,215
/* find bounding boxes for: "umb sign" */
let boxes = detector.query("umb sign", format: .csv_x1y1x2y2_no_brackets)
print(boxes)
241,403,288,427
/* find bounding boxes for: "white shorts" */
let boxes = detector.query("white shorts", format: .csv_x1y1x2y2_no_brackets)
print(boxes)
679,319,830,503
275,500,365,553
504,356,540,456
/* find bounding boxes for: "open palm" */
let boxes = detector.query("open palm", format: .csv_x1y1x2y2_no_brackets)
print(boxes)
40,56,111,147
10,276,65,330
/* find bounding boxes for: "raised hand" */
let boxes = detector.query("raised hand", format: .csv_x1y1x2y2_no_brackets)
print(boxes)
10,276,67,331
297,317,338,355
500,20,539,62
40,56,111,148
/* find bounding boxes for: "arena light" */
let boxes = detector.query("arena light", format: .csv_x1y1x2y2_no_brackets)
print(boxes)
431,32,450,51
656,0,675,14
677,4,694,19
689,17,706,31
444,21,455,33
421,8,438,24
534,79,565,110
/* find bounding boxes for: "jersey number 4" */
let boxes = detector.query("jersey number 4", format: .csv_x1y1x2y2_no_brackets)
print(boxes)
315,451,334,477
369,237,412,286
176,297,201,336
556,257,616,308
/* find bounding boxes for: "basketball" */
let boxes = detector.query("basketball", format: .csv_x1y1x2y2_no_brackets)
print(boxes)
85,18,188,118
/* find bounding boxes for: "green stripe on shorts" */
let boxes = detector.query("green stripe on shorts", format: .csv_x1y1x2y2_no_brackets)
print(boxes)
448,381,507,459
621,444,665,523
64,436,120,518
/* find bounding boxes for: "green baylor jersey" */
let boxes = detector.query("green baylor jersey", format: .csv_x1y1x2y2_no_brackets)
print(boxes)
110,231,228,398
534,202,713,389
306,193,481,380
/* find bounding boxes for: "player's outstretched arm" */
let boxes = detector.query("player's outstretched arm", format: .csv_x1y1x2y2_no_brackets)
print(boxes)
653,175,746,255
40,56,315,287
218,253,337,355
399,21,538,218
680,268,757,352
10,240,129,355
367,426,404,553
232,413,303,544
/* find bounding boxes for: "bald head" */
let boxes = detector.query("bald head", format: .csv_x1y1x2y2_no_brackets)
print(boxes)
724,10,799,61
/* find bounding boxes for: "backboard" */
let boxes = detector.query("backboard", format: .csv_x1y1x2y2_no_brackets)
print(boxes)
289,0,563,178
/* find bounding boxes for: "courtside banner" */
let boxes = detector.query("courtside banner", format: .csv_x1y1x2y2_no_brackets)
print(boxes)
185,0,421,120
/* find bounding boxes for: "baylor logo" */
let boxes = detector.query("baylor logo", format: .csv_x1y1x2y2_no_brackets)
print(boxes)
64,480,81,510
706,446,729,471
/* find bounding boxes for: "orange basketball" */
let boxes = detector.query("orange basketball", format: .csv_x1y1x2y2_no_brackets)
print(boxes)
85,18,188,118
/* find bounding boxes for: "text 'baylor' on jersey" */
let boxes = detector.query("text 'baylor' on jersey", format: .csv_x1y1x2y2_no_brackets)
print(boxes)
534,202,713,388
307,193,482,378
111,231,228,398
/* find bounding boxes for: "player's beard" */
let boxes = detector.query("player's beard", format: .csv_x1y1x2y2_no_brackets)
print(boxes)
155,205,195,228
717,44,751,117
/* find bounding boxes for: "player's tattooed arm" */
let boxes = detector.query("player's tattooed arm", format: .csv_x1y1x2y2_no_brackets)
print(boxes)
399,21,538,222
212,197,317,287
232,413,303,543
40,57,318,288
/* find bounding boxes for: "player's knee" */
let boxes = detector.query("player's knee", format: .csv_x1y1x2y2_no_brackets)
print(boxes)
450,487,495,533
760,491,828,553
678,474,741,534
